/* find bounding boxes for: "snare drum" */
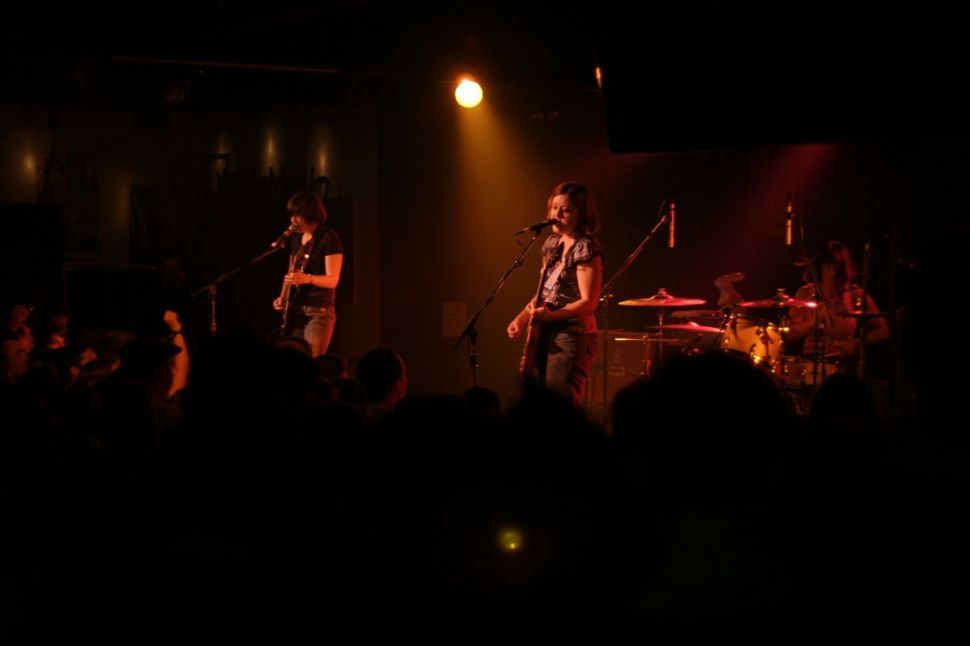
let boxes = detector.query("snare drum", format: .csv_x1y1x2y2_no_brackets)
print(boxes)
779,356,842,387
718,315,783,369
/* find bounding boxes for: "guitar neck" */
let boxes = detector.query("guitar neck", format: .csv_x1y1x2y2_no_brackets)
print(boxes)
279,254,296,299
280,251,299,332
280,238,315,333
520,249,560,376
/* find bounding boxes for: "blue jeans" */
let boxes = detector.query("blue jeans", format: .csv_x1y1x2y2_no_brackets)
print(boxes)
536,328,598,407
292,305,336,357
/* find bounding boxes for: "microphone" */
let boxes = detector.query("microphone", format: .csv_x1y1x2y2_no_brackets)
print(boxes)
269,224,298,250
785,195,794,246
515,219,557,235
667,200,676,249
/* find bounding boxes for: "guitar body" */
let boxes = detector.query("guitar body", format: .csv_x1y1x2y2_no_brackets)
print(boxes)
519,313,542,378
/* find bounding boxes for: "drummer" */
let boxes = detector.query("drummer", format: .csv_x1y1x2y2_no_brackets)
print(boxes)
786,241,889,358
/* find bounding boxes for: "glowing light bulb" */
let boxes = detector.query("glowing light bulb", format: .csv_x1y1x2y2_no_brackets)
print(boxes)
455,79,483,108
498,527,524,553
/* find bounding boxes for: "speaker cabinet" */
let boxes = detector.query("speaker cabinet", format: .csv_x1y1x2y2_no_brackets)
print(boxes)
587,330,650,408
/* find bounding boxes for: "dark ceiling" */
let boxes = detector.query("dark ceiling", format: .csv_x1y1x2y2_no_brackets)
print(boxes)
4,2,597,85
3,3,967,150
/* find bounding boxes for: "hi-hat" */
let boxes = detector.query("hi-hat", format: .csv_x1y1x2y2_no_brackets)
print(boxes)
619,288,705,308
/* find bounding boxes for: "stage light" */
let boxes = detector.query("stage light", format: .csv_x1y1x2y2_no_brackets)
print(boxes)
498,526,524,553
455,78,483,108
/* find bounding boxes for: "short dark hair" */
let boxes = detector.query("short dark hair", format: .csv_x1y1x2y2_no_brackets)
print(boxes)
287,190,328,226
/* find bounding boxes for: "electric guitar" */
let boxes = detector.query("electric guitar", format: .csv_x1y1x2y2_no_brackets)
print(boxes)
519,242,563,377
279,239,312,336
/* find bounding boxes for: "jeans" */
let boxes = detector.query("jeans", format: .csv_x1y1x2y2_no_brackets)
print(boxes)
291,306,336,357
536,328,598,407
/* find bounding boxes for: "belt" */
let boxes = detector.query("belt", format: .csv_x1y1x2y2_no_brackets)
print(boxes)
301,305,334,316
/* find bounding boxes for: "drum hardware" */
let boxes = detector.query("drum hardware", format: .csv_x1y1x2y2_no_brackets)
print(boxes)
604,331,687,380
619,289,706,370
779,355,843,388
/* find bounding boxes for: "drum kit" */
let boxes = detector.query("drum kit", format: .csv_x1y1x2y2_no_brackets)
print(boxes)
615,286,835,389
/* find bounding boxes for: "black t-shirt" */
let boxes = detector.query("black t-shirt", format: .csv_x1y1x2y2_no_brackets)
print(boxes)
288,227,343,307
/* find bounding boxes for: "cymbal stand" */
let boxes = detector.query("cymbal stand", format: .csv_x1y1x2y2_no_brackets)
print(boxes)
655,306,669,369
792,200,834,389
598,200,672,424
855,241,872,382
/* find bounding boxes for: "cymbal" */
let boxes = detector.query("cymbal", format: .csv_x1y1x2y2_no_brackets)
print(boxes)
655,323,723,335
619,288,705,308
738,297,817,309
620,297,706,307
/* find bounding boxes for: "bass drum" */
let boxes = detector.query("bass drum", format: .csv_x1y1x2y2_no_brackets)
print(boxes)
718,315,783,370
779,355,844,387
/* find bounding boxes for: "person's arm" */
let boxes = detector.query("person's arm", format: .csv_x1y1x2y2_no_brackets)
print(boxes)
531,257,603,322
285,253,343,289
273,279,287,310
785,286,818,341
786,309,814,340
163,310,189,396
507,304,532,340
509,239,559,339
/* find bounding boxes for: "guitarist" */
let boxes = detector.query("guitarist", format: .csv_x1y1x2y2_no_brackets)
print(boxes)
272,191,343,357
506,182,603,406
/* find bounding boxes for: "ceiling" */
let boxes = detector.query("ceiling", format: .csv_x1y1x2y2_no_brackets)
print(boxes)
4,3,966,149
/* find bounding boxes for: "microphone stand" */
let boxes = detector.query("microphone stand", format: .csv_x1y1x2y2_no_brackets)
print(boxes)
598,202,671,425
887,224,899,414
792,208,833,389
855,241,872,383
453,230,544,388
191,242,289,336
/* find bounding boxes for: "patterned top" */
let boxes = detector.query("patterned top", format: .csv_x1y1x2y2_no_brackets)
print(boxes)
538,233,604,333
